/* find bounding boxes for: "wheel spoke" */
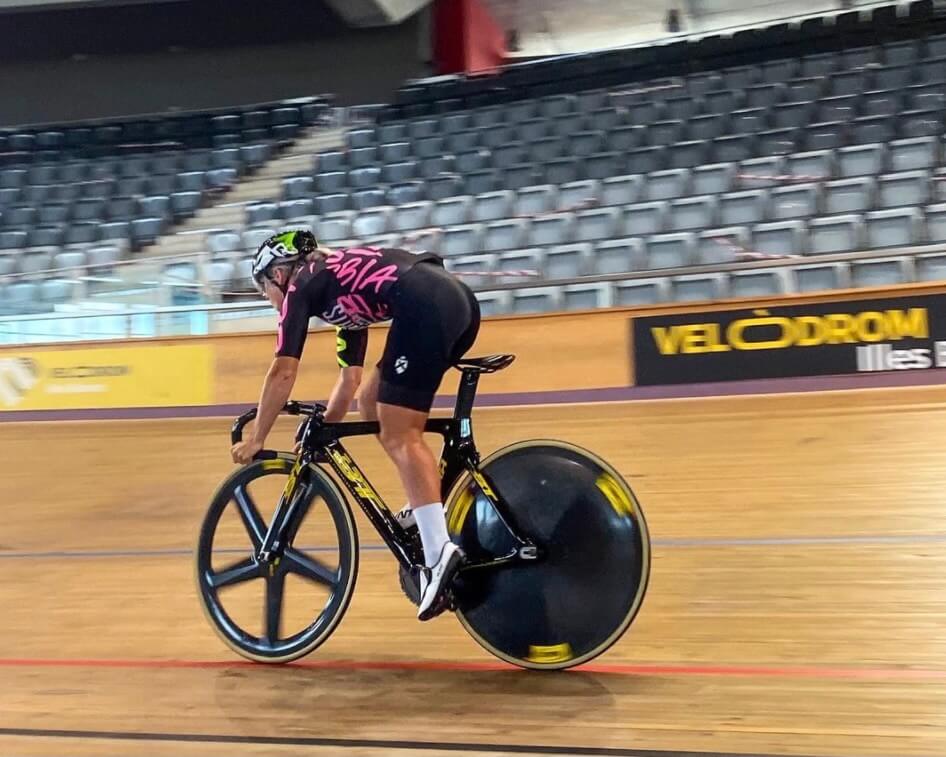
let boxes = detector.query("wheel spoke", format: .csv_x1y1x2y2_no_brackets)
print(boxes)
233,485,267,549
264,570,286,644
209,557,261,589
283,548,338,588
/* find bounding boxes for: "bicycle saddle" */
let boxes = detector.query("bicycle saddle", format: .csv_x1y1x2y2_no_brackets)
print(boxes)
453,354,516,373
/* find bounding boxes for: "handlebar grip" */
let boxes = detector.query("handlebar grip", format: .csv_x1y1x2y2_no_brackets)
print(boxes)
230,402,325,446
231,407,258,445
252,450,280,461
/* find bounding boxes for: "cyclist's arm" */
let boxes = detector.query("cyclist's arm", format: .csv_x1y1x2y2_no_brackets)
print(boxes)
250,279,310,445
323,328,368,422
250,356,299,446
324,366,362,422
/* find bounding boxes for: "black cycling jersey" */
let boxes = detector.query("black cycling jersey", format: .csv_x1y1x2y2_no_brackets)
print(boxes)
275,246,441,363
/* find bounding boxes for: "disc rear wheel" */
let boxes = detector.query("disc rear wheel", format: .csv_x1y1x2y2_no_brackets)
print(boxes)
446,440,650,670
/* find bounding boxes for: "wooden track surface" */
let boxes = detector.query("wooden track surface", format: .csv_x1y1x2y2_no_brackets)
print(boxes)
1,386,945,757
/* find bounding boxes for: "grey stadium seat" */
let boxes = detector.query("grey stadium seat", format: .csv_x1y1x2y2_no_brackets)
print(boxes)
140,196,171,219
600,175,642,206
39,279,79,305
730,269,791,298
496,249,543,284
510,287,562,315
350,189,386,211
465,170,499,196
752,220,806,256
623,202,669,236
471,191,515,223
20,248,54,274
427,177,463,202
390,201,431,232
317,194,350,214
482,219,529,252
851,257,911,288
530,213,575,246
246,202,279,226
352,208,392,238
916,252,946,281
209,231,242,254
837,144,886,178
242,227,278,252
594,238,645,274
54,250,87,271
29,226,64,248
283,198,317,219
573,207,620,242
719,191,769,226
613,277,671,306
666,142,707,171
697,227,751,265
692,164,736,196
645,233,696,269
877,171,929,209
645,169,691,202
317,214,354,242
131,217,166,245
925,203,946,244
769,184,822,220
441,224,484,257
809,214,863,254
671,273,728,302
864,208,924,248
823,178,875,215
349,166,382,189
431,196,472,227
516,185,558,215
888,137,940,172
545,244,593,279
668,196,717,231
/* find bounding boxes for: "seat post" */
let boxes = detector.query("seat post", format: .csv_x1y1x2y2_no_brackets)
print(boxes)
454,368,480,420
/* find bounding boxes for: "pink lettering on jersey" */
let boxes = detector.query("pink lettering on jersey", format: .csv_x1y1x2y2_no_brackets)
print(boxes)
336,294,390,324
275,283,298,352
326,248,399,294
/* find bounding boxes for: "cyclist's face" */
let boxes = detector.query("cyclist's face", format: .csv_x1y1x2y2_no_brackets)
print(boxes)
262,276,284,311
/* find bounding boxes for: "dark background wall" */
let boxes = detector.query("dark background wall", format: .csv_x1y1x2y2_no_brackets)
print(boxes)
0,0,431,126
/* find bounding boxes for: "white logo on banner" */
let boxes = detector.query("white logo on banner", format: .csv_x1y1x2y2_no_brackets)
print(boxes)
0,358,39,407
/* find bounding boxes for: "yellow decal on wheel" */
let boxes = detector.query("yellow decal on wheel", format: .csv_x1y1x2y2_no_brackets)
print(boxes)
527,643,573,664
447,487,475,536
596,472,634,518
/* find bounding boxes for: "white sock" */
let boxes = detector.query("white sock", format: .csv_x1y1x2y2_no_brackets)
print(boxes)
412,502,449,568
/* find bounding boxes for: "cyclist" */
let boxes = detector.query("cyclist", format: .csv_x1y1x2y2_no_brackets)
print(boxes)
230,229,480,621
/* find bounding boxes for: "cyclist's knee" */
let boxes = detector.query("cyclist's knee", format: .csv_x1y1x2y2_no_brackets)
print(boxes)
378,425,422,460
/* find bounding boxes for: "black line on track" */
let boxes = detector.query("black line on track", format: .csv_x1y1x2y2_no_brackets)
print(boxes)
0,726,834,757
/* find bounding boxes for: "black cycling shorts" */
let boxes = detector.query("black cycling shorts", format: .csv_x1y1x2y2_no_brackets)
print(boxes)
376,262,480,413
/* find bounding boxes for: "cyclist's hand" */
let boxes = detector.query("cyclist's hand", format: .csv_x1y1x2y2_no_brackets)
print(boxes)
231,439,264,464
293,441,302,455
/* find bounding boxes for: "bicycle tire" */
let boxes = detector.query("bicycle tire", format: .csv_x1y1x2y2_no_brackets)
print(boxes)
195,454,359,663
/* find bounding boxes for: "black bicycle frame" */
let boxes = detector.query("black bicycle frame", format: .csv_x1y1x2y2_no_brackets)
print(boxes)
231,367,537,575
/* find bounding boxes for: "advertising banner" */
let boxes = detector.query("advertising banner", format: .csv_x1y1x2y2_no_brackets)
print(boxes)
633,293,946,386
0,345,213,410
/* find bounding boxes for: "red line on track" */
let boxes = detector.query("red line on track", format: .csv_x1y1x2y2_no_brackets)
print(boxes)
1,657,943,681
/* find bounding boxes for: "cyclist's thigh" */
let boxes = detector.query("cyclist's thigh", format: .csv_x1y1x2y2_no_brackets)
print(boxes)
378,266,474,412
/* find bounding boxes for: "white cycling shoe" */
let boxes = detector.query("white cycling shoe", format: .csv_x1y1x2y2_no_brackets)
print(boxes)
417,542,464,621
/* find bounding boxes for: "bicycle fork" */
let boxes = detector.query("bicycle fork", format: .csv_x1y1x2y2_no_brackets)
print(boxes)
257,456,308,566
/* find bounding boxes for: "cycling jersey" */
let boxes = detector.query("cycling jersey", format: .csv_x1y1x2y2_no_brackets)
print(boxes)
275,247,441,362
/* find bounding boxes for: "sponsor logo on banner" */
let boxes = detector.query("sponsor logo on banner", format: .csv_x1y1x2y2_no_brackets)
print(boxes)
632,293,946,386
0,345,213,410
